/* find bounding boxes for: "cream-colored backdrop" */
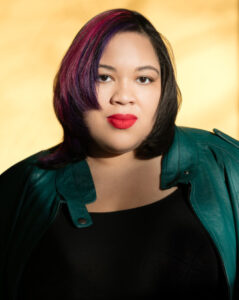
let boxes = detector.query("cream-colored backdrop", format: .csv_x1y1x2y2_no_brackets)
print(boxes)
0,0,238,173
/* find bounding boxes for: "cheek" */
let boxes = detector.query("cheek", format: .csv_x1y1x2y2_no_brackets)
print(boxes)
147,86,161,101
138,82,161,98
96,85,112,105
83,111,100,131
140,88,161,111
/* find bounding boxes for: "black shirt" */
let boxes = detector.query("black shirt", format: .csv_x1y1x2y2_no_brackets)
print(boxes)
19,185,228,299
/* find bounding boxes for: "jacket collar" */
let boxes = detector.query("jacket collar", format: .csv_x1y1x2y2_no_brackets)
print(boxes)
55,126,198,228
56,160,96,228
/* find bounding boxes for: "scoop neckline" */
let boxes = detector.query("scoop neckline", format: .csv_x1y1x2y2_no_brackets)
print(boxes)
88,186,180,215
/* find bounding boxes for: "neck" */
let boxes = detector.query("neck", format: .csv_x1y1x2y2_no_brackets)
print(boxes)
86,151,162,172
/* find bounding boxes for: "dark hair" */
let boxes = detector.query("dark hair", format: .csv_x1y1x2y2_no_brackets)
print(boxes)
38,8,181,168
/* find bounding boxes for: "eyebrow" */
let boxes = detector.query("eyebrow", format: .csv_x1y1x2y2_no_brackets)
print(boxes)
98,64,160,75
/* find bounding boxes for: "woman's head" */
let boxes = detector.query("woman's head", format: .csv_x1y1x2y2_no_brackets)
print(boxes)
39,8,181,168
83,31,162,159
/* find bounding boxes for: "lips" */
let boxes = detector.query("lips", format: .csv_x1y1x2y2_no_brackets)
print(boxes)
108,114,138,120
107,114,138,129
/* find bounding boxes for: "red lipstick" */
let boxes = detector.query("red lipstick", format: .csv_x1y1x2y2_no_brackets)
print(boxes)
107,114,138,129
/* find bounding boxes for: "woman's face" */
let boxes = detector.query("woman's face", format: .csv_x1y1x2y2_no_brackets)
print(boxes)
83,31,161,158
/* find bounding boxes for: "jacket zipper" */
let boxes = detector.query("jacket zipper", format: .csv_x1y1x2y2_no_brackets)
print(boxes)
186,183,231,300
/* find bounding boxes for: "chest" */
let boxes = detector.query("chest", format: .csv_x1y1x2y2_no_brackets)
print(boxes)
85,167,176,213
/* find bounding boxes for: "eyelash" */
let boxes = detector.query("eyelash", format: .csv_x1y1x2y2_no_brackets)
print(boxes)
97,75,154,84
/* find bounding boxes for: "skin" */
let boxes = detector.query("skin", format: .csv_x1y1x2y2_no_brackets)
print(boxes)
83,31,177,212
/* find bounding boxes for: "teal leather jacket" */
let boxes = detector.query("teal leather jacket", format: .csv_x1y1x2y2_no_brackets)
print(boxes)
0,126,239,299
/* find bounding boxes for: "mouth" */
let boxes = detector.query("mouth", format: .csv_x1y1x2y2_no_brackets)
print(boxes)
107,114,138,129
107,114,138,120
107,118,137,129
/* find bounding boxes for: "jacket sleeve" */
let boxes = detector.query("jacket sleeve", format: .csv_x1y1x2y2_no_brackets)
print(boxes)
0,156,37,299
213,129,239,299
223,150,239,299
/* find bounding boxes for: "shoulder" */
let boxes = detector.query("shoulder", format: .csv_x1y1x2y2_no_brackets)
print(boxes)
175,126,239,159
0,144,62,190
163,126,239,183
162,125,239,189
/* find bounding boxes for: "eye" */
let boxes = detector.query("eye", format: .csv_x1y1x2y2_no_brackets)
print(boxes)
97,74,112,82
137,76,153,84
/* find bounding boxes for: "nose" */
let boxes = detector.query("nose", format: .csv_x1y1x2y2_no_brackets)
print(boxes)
110,81,135,105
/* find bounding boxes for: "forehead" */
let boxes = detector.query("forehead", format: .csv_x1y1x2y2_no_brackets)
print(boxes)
99,31,160,66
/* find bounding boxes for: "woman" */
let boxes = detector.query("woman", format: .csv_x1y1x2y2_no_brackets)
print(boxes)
0,8,238,300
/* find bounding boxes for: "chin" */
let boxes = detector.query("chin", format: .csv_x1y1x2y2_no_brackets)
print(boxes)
103,144,134,155
89,135,144,157
101,140,143,156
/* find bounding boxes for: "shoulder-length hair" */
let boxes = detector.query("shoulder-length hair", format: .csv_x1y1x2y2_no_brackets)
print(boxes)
38,8,181,169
